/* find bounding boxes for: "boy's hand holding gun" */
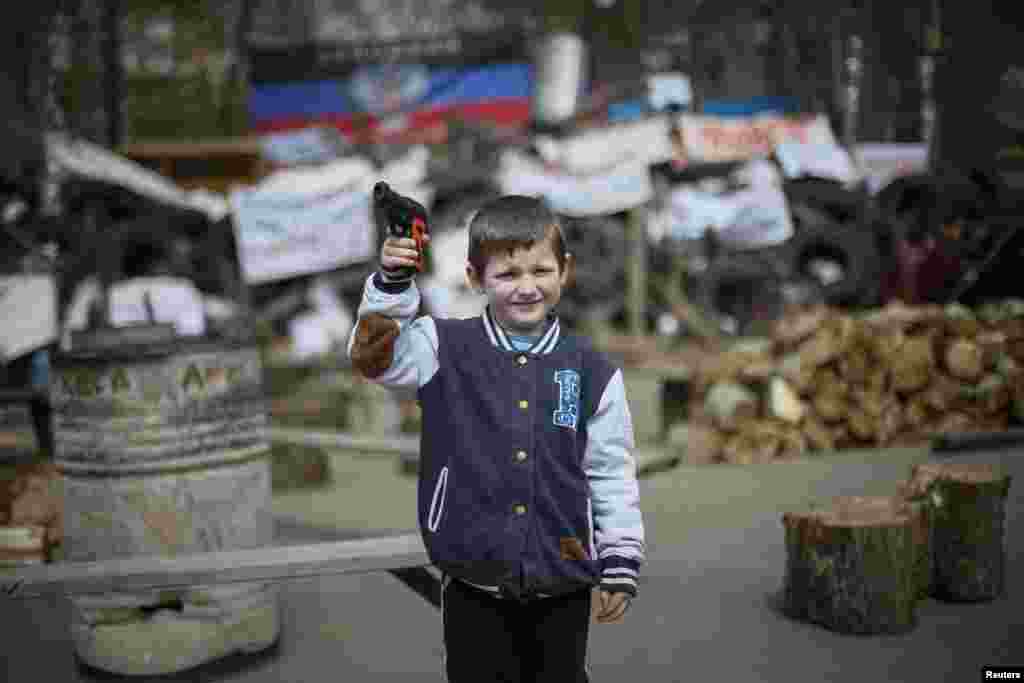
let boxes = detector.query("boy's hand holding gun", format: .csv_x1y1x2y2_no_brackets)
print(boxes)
374,181,431,281
350,182,431,379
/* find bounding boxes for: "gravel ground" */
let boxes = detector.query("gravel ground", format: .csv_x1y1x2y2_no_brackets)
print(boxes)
2,445,1021,682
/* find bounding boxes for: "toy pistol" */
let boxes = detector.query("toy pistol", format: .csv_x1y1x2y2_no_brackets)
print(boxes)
373,181,429,280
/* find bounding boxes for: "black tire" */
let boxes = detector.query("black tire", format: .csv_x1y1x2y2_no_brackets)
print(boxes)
782,177,867,224
561,215,627,303
696,257,787,336
785,220,882,308
428,185,502,236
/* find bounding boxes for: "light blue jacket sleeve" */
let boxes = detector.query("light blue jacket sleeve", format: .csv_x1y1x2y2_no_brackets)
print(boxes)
584,368,645,596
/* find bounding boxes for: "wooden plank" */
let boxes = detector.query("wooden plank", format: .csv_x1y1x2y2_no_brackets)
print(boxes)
0,533,429,601
269,428,419,456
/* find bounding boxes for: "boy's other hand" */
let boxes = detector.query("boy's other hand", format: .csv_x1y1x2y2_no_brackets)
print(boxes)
381,236,428,275
595,589,631,624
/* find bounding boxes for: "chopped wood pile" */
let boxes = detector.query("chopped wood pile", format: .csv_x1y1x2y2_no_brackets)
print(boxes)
0,461,63,566
686,300,1024,465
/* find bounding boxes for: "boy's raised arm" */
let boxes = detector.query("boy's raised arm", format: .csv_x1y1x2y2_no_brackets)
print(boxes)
346,268,439,392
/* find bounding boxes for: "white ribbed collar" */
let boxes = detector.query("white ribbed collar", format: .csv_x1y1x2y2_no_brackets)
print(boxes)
481,306,561,355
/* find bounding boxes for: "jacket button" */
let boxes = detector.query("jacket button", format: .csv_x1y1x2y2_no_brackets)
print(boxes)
518,400,529,410
513,504,527,515
515,450,528,462
517,355,528,366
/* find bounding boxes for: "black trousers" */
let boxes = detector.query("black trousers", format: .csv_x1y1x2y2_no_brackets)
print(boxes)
442,578,591,683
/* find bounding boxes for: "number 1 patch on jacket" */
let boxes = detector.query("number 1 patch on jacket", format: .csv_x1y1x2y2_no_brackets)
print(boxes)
553,369,580,431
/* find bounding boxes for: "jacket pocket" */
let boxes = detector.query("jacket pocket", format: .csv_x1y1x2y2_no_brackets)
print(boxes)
427,466,449,533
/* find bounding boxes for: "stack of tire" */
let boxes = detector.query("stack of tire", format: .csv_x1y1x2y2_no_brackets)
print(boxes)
694,177,883,336
782,177,883,309
558,214,628,329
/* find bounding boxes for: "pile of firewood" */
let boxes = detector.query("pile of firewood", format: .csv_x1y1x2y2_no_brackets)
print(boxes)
685,300,1024,465
0,461,63,567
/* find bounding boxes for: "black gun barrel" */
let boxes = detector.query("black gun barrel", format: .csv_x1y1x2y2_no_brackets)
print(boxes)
373,181,392,203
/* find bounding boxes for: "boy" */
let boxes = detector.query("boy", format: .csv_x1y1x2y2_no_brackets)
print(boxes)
348,195,644,682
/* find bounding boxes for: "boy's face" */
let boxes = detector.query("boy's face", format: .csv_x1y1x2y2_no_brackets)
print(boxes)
466,236,570,336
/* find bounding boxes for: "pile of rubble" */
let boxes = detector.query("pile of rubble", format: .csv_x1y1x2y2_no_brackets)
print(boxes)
685,300,1024,464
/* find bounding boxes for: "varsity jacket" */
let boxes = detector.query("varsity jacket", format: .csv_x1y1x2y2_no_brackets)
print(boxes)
347,273,645,600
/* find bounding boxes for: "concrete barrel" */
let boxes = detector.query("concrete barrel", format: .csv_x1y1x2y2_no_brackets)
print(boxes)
50,333,279,676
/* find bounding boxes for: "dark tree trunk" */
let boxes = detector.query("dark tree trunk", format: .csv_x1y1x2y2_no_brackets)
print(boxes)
0,1,61,195
902,462,1012,602
102,0,122,148
858,0,927,143
782,496,920,634
931,0,1023,177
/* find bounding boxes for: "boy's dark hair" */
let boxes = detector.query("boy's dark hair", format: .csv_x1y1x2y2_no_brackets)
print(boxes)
467,195,567,275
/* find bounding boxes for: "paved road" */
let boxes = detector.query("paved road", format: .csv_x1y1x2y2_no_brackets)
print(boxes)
3,446,1021,682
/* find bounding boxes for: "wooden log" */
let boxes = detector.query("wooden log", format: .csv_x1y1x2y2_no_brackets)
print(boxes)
976,330,1008,370
767,377,806,424
867,327,906,361
902,462,1013,602
0,533,430,601
802,417,835,453
812,391,848,423
813,367,850,398
778,352,816,395
860,301,944,331
669,422,723,466
704,381,759,432
777,426,809,460
796,318,854,369
721,428,778,465
829,423,854,449
846,406,877,443
903,394,933,430
944,338,985,382
772,306,829,349
942,304,982,338
877,401,905,447
838,346,872,386
891,336,936,395
962,375,1011,417
782,496,919,634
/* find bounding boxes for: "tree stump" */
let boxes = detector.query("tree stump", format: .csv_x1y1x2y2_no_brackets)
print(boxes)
902,462,1012,602
782,496,919,634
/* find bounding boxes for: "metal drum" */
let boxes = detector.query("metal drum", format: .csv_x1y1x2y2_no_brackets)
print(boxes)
532,32,587,127
50,328,279,676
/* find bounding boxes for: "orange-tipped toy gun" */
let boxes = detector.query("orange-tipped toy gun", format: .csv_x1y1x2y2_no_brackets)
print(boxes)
373,181,429,280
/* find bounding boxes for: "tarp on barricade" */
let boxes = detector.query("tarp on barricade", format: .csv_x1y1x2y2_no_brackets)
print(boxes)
655,180,794,249
851,143,929,194
229,149,431,285
675,113,838,165
497,148,653,218
46,133,230,222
